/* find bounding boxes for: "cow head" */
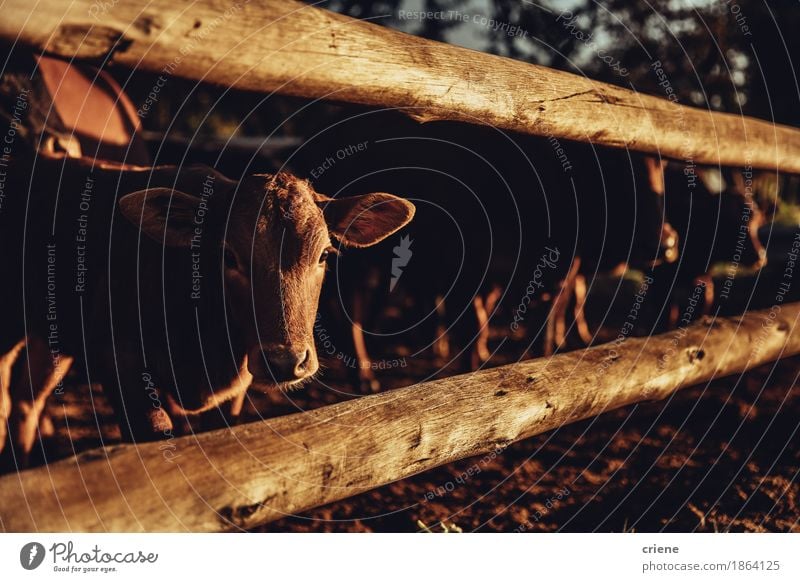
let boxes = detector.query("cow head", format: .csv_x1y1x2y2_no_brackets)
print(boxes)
118,171,415,389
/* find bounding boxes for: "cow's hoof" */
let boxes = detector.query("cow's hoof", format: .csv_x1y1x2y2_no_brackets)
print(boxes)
146,407,175,437
359,378,381,394
39,412,55,438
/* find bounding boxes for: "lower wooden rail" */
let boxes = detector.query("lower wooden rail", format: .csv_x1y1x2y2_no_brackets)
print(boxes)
1,303,798,532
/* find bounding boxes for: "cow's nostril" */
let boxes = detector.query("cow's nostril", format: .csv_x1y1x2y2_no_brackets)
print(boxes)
295,349,311,374
256,347,312,382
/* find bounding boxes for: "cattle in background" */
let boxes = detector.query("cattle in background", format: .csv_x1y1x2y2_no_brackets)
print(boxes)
293,112,678,390
0,51,154,458
649,162,767,329
535,144,678,356
0,153,413,461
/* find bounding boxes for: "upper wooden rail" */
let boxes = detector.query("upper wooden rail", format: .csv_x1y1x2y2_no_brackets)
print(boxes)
1,0,798,171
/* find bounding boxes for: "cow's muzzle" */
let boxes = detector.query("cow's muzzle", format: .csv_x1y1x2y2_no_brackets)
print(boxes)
248,344,316,385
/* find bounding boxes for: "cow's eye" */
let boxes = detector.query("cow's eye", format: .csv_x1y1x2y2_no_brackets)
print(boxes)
223,248,239,270
318,249,330,264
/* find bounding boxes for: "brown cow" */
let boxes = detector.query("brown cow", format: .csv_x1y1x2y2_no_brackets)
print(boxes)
0,153,414,461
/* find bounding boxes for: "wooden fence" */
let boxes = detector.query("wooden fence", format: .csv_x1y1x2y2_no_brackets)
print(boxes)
2,0,800,171
1,0,799,532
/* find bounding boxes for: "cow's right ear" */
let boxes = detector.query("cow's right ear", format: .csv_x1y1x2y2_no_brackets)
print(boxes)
315,192,416,248
118,187,200,247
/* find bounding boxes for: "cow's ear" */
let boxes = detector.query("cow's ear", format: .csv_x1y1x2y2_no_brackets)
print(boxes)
118,187,200,247
316,193,415,248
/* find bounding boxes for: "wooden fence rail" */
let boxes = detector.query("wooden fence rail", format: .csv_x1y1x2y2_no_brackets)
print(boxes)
1,0,799,171
1,303,798,532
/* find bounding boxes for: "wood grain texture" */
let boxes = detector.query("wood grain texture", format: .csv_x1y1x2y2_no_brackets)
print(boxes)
1,303,798,532
1,0,798,171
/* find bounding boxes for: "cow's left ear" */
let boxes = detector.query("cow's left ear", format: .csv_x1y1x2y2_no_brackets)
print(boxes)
118,187,200,247
316,193,415,248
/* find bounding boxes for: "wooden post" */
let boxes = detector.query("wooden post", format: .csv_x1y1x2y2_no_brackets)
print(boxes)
1,303,798,532
1,0,799,171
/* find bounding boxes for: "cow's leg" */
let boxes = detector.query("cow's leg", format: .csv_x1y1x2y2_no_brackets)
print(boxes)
432,294,450,363
573,273,592,344
545,258,581,356
544,301,560,358
351,322,378,393
697,274,715,316
668,302,680,328
351,288,379,393
485,286,502,320
39,412,55,438
471,295,489,370
11,336,73,465
0,339,26,454
559,258,582,348
229,391,247,419
226,355,252,421
471,286,502,370
553,295,569,351
200,359,252,430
